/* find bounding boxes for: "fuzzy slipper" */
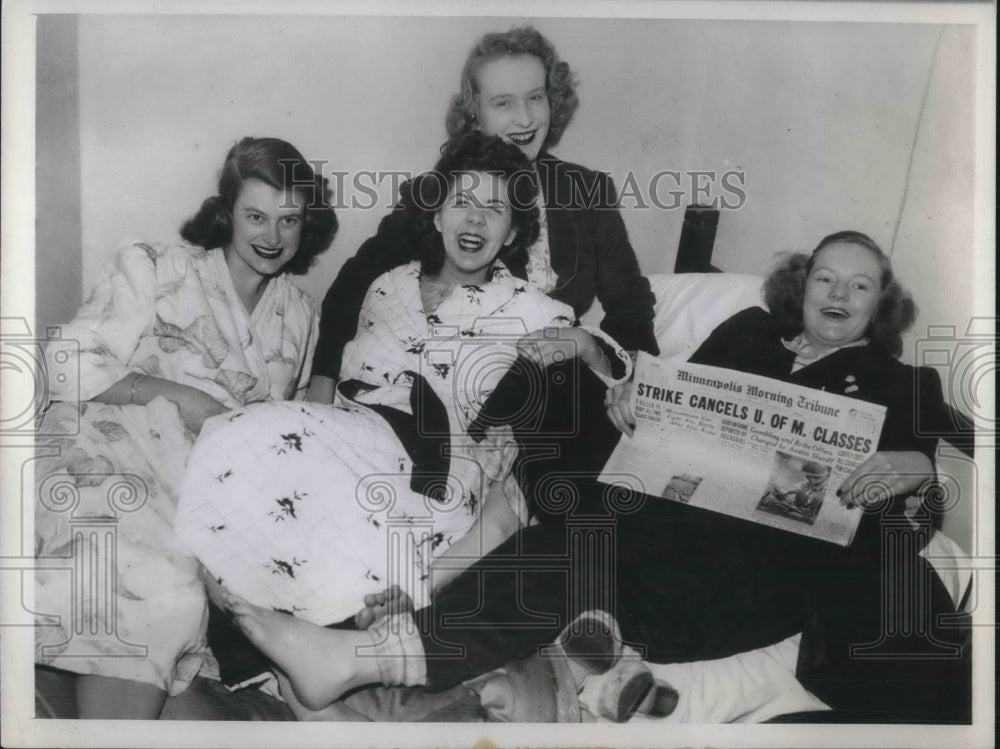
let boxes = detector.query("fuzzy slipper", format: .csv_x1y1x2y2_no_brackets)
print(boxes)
470,610,678,722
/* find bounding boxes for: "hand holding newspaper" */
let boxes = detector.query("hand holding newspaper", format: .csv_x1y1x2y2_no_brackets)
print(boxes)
599,353,886,546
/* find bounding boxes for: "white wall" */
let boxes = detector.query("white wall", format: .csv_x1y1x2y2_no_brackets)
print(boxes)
891,26,980,550
72,16,976,318
43,13,984,546
558,21,941,265
75,14,499,304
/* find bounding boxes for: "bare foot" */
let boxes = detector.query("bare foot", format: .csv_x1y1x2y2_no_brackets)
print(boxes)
274,671,370,722
354,585,414,629
221,587,380,710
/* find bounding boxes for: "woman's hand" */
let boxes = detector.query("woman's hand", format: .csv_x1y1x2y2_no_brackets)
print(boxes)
173,387,228,435
517,328,610,375
604,381,635,437
837,451,935,509
93,374,227,435
306,375,336,404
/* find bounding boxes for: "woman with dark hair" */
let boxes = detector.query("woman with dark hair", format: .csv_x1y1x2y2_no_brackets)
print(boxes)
181,137,338,279
34,137,337,718
216,231,965,722
177,133,629,648
309,25,658,403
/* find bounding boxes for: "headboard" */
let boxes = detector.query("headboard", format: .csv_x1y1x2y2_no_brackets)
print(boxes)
673,205,720,273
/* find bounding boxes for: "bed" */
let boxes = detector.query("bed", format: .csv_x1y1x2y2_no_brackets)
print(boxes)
622,270,974,724
421,269,972,725
35,212,974,723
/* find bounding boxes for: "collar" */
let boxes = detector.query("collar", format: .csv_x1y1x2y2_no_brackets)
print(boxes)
781,333,869,371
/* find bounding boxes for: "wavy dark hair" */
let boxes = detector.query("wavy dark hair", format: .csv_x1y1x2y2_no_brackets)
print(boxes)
763,231,916,357
445,26,579,153
180,137,337,275
407,132,540,278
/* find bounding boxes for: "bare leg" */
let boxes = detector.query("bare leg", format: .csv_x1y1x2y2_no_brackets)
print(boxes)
222,588,382,710
75,675,166,719
200,564,229,611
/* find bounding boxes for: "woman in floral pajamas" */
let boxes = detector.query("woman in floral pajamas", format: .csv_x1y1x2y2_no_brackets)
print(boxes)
34,137,337,717
177,133,629,631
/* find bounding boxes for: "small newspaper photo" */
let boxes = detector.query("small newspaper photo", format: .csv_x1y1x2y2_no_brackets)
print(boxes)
600,353,887,546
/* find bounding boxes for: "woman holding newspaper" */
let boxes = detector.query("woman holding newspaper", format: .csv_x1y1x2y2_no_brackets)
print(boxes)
217,231,964,721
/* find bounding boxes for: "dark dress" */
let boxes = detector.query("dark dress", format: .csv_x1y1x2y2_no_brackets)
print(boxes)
311,152,659,379
410,307,969,722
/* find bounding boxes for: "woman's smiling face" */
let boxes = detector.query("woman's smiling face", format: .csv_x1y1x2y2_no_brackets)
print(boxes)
224,178,303,280
802,242,883,352
433,171,516,285
475,54,551,163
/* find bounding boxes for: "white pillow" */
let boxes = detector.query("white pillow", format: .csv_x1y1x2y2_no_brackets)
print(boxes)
650,273,766,361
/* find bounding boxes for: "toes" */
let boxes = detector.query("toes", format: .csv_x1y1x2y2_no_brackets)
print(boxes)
388,591,413,614
354,608,375,630
355,586,411,630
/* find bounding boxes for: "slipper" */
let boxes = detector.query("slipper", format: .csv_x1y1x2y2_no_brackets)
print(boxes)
470,610,678,722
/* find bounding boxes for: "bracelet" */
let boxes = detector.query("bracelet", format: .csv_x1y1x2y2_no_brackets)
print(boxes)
129,373,147,405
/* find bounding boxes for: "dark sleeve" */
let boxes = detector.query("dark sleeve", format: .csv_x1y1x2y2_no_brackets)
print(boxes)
878,363,945,462
688,307,773,370
311,205,417,379
590,174,660,356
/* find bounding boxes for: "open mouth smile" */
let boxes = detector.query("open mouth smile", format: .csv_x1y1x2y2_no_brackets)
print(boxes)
252,244,284,259
457,233,486,252
820,307,850,319
507,130,537,146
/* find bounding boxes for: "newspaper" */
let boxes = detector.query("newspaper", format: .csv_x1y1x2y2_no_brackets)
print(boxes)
600,353,887,546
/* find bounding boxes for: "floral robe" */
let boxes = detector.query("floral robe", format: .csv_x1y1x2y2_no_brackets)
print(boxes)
34,241,317,694
177,262,629,627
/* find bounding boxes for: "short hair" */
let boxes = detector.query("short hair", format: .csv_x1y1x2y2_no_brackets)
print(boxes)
763,230,917,357
180,137,338,275
408,132,540,278
445,26,579,152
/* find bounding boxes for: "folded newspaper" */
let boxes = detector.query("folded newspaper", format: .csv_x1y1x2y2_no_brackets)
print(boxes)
599,353,886,546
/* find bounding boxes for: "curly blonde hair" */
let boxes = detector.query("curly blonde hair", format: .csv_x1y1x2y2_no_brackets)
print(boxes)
445,26,579,153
